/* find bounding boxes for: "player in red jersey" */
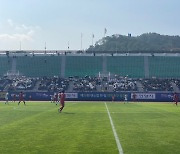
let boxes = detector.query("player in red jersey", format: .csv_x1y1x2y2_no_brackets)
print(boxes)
13,94,16,103
173,92,178,106
112,95,115,102
18,92,26,105
58,90,66,113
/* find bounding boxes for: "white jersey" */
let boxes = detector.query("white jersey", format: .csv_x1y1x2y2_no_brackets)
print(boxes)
124,95,128,101
51,95,54,101
5,92,9,100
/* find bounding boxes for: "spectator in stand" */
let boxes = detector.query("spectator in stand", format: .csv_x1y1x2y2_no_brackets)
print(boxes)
132,93,136,102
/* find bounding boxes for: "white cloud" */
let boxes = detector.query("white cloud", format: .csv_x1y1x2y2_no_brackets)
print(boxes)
0,31,34,42
15,24,41,32
0,19,41,42
0,33,32,41
0,19,42,50
7,19,14,27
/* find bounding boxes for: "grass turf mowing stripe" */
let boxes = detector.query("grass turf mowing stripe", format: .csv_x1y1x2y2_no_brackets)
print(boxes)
0,102,119,154
105,102,123,154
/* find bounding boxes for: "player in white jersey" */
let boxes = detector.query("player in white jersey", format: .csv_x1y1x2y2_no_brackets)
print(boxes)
124,94,128,104
5,92,9,104
50,95,54,103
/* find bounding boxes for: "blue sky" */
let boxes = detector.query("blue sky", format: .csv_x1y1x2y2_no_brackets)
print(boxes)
0,0,180,50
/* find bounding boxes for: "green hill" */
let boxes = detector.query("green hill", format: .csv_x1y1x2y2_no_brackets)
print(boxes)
87,33,180,53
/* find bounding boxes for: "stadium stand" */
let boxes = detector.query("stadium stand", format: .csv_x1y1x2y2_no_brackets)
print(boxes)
1,53,180,93
0,77,11,91
149,56,180,78
109,76,138,92
4,54,180,79
107,56,145,78
65,56,103,77
173,79,180,90
140,78,174,91
38,76,69,92
7,76,37,91
0,57,12,76
2,75,178,92
72,76,98,92
16,56,62,77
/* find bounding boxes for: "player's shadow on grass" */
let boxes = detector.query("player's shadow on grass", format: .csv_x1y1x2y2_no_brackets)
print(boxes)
62,112,75,114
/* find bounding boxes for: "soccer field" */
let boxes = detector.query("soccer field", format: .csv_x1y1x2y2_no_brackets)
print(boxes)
0,102,180,154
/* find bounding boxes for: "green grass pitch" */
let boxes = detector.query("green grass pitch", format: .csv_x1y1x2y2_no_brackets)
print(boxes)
0,101,180,154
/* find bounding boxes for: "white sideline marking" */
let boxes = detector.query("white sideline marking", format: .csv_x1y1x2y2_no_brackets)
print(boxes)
105,102,123,154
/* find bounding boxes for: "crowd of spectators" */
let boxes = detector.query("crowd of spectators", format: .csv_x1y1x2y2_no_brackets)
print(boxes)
38,76,69,92
0,77,10,91
140,78,174,91
1,75,180,92
7,76,37,91
0,76,37,91
173,79,180,89
72,76,98,92
108,76,137,92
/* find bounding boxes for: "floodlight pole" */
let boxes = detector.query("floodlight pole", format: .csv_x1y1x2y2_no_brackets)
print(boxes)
45,42,46,54
92,34,94,46
68,41,69,50
20,41,21,51
81,33,83,51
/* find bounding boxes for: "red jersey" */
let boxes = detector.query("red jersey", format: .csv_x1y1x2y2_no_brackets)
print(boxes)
19,93,24,100
173,94,178,102
60,93,65,103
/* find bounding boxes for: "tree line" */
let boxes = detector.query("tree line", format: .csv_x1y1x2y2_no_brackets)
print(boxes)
86,33,180,53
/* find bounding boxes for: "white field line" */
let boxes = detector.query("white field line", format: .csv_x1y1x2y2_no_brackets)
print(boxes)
105,102,123,154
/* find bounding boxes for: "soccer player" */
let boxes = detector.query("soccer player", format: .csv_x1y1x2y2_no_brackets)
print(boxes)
50,95,54,103
58,90,66,113
173,92,178,106
124,94,128,104
55,93,58,105
53,93,58,104
13,94,16,103
58,91,61,104
5,92,9,104
29,95,32,101
18,92,26,105
112,95,115,102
